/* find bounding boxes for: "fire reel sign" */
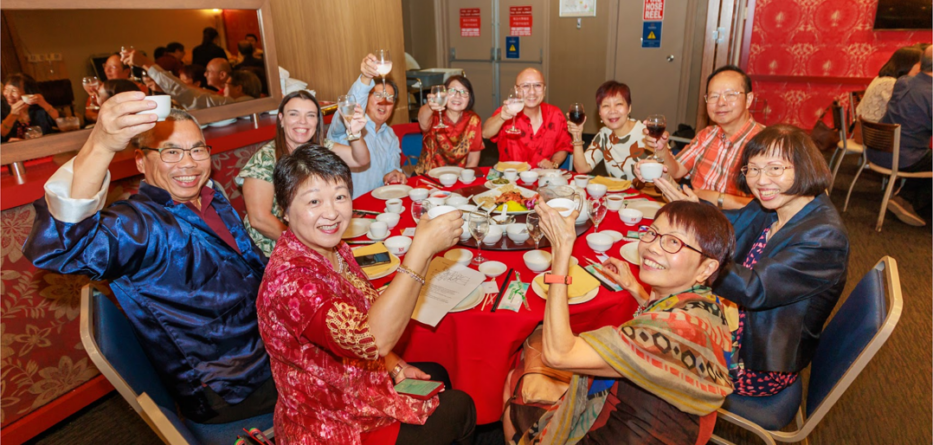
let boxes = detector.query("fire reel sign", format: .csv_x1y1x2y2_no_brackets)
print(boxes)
460,8,481,37
643,0,664,20
509,6,532,36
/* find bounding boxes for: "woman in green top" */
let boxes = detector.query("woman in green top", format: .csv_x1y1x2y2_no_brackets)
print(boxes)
237,89,368,256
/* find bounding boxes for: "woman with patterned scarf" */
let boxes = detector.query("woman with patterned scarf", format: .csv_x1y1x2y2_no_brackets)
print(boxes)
504,200,735,444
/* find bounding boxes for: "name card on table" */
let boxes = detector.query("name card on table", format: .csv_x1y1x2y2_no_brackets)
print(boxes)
412,257,486,327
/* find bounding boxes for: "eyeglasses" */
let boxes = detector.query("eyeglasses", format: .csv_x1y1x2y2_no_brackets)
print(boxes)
704,90,745,103
373,92,396,103
448,88,470,97
640,228,709,257
518,82,545,92
141,145,212,163
740,165,793,177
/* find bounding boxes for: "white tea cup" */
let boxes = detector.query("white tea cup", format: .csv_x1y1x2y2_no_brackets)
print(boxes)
368,221,388,239
546,198,577,217
574,175,591,188
376,212,400,229
139,95,172,121
408,188,429,202
606,195,625,211
503,168,519,181
384,236,412,255
427,205,458,219
640,162,664,182
520,171,539,185
386,198,403,213
460,169,476,182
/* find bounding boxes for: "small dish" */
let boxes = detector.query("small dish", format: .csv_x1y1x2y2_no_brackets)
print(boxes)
600,230,624,243
366,230,389,241
383,206,405,214
478,261,508,278
443,248,474,266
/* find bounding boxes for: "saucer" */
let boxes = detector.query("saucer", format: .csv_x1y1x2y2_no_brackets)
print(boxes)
383,206,405,214
366,231,389,241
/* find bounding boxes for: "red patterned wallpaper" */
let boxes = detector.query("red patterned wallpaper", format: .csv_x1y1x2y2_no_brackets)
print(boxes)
747,0,931,128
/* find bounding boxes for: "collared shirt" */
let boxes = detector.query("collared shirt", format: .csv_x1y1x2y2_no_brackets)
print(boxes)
676,117,764,196
876,72,932,169
180,184,241,254
23,159,270,421
326,76,401,199
490,102,573,167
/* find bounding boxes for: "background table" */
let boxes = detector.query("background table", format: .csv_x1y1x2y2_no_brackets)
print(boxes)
352,168,651,424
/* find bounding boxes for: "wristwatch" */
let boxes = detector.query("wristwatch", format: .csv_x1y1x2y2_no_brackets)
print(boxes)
717,192,725,209
346,131,362,142
544,273,572,285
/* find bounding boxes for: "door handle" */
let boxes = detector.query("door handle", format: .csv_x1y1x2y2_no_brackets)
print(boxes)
666,55,675,62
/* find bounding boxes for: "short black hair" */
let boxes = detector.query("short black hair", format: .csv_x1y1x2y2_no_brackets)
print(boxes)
154,47,166,59
274,144,353,213
736,124,831,197
246,33,259,41
229,70,262,98
655,201,735,284
237,40,254,58
202,27,219,46
181,64,207,87
166,42,184,53
444,75,475,112
707,65,753,94
879,46,922,78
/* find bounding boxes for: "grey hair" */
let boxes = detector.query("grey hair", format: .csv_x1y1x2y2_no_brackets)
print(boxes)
130,108,201,149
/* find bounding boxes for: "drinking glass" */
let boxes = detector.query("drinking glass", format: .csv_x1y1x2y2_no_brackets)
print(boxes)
411,200,431,224
374,49,392,93
526,213,544,250
645,114,667,161
430,85,448,129
568,103,585,125
337,94,357,137
121,46,143,82
24,126,43,140
82,77,101,110
505,86,524,135
468,213,490,264
588,197,608,233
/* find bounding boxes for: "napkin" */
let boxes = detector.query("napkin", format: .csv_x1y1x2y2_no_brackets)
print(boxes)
497,282,528,312
352,242,397,278
533,265,600,299
590,176,633,192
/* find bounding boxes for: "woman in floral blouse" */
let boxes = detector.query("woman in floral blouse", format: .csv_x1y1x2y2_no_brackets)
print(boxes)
256,146,476,444
414,75,483,175
570,80,647,180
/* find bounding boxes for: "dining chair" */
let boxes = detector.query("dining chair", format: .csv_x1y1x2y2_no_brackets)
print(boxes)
828,96,864,195
392,122,423,173
79,285,274,445
710,256,903,445
843,118,932,231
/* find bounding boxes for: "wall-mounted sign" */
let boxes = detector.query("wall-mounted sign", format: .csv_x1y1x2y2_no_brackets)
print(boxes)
559,0,597,17
642,21,662,48
460,8,481,37
506,36,520,59
643,0,664,21
509,6,532,36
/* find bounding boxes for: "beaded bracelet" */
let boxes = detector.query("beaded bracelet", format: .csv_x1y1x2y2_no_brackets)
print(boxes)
396,264,425,285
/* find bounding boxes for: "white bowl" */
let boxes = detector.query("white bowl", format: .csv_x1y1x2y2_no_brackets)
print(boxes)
619,208,644,225
430,191,451,199
506,224,530,243
519,171,539,185
523,250,552,273
446,195,469,207
427,205,458,219
443,248,473,266
408,188,429,202
427,197,447,207
460,220,472,239
483,225,503,244
478,261,508,278
375,212,400,229
547,198,577,217
601,230,624,243
439,173,458,187
586,183,608,199
606,195,625,211
457,204,478,216
587,233,614,252
384,236,412,255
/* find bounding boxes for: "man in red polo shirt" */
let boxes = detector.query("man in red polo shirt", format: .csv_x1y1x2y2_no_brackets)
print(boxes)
482,68,572,168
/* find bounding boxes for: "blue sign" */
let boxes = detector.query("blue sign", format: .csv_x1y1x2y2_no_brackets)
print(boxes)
642,21,662,48
506,36,520,59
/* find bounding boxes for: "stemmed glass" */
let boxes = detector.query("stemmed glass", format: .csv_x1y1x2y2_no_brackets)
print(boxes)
526,213,544,250
430,85,448,129
468,213,490,264
82,77,101,110
568,103,585,126
337,94,357,138
587,197,608,233
120,46,143,82
504,86,524,135
645,114,667,162
374,50,393,94
411,200,431,224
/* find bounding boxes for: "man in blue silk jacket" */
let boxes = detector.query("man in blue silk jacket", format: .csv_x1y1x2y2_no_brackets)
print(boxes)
23,92,275,424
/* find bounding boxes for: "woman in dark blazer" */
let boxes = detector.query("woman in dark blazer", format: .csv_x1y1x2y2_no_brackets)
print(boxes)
655,124,849,396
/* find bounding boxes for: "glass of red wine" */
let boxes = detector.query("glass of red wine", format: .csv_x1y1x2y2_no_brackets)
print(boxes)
646,114,667,161
568,103,586,126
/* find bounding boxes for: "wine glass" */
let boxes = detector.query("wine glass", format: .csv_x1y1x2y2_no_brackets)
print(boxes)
568,103,585,126
468,213,490,264
82,77,101,110
411,200,431,224
337,94,357,137
645,114,667,161
504,86,524,135
121,46,143,82
587,197,608,233
526,213,544,250
430,85,448,129
374,50,392,94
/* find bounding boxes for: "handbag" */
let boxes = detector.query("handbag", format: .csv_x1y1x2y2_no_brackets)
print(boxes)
512,325,573,406
810,102,841,152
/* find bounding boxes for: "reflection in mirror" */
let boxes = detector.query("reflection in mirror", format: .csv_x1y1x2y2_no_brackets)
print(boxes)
1,8,270,145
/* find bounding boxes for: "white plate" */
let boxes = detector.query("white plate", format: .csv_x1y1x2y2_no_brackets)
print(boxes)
493,161,531,172
450,284,485,312
478,261,507,277
428,166,464,178
362,252,400,280
208,118,238,127
531,272,599,305
372,184,413,200
443,248,474,266
472,185,537,214
601,230,623,243
383,206,405,214
366,231,389,241
625,201,663,219
342,218,373,239
619,242,641,265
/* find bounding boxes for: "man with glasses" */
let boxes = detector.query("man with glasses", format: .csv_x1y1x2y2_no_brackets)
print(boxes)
24,92,276,425
640,65,764,210
482,68,573,169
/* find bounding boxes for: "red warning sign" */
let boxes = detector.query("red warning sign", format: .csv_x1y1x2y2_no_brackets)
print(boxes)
643,0,664,20
460,8,481,37
509,6,532,36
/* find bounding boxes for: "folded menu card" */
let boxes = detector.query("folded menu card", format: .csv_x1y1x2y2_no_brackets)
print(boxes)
412,257,486,327
533,265,600,299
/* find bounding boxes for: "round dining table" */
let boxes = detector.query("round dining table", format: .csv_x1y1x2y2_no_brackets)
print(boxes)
351,168,653,424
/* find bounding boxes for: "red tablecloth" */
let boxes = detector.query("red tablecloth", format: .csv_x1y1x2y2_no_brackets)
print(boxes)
352,168,648,424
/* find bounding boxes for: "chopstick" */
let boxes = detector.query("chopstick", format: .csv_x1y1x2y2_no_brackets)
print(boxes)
353,209,381,216
584,258,622,286
420,175,444,187
346,240,379,245
490,268,514,312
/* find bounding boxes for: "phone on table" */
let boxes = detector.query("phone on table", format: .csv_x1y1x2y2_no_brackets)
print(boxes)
394,379,445,400
356,252,391,267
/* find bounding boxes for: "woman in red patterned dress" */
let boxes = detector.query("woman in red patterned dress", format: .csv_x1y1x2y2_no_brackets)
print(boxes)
414,75,484,175
256,145,476,444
